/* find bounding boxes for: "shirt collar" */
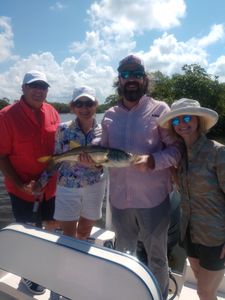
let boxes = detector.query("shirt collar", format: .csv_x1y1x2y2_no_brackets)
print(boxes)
20,96,44,112
74,118,98,130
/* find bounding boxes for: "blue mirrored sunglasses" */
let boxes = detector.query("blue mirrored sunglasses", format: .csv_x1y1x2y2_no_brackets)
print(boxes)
171,115,192,126
119,70,145,80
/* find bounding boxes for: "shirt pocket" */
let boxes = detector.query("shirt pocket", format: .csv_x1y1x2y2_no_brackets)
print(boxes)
42,124,58,153
12,136,35,157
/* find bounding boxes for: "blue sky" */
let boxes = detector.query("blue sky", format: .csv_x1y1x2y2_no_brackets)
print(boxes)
0,0,225,103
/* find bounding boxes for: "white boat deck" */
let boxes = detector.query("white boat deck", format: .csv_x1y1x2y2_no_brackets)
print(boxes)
171,271,225,300
1,269,224,300
0,271,51,299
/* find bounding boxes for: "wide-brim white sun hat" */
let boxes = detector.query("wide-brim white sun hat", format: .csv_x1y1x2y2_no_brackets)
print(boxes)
158,98,218,130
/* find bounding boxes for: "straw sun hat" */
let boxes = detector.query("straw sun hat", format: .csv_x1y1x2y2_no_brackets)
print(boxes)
158,98,218,130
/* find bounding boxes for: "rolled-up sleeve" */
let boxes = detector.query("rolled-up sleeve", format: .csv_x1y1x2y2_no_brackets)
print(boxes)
100,117,110,147
152,127,183,170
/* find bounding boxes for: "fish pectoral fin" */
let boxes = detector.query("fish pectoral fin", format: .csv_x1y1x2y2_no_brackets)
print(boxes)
38,156,52,163
101,159,110,167
69,141,81,150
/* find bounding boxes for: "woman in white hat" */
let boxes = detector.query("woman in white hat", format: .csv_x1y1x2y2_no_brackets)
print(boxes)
158,98,225,300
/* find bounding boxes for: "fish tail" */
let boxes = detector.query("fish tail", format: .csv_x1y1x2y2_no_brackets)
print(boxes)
38,156,52,163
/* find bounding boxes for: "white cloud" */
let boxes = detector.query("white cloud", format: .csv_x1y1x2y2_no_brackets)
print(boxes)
0,51,115,103
141,33,208,75
208,56,225,82
0,17,17,63
70,31,102,53
69,0,186,65
193,24,224,48
89,0,186,31
49,1,66,11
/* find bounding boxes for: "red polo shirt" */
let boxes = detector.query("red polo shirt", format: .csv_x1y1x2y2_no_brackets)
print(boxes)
0,97,60,202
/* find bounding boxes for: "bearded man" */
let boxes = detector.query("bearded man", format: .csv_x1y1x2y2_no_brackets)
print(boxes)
101,54,182,300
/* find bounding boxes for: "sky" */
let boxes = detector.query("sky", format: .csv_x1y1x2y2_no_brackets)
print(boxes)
0,0,225,104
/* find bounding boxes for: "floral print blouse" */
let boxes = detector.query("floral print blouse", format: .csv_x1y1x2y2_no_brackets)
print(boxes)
39,118,104,188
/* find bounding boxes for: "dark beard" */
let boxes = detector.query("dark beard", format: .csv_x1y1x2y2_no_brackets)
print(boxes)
122,82,145,102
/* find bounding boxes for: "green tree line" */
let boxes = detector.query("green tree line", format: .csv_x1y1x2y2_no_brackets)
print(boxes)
1,64,225,136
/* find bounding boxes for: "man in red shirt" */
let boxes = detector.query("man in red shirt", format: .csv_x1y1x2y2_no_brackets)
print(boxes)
0,70,60,295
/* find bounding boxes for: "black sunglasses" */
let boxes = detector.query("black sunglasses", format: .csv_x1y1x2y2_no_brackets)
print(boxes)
73,100,95,108
26,82,49,90
119,70,145,80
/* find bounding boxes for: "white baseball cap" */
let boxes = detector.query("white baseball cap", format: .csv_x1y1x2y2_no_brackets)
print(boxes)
22,70,50,86
71,86,96,102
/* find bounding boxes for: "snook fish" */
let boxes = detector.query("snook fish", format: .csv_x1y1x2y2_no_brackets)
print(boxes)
38,145,145,168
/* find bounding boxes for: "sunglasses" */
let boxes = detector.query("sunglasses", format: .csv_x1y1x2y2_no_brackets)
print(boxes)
119,70,145,80
73,100,95,108
26,82,49,90
171,115,192,126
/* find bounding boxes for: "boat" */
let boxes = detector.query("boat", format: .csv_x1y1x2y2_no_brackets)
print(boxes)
0,223,162,300
0,223,224,300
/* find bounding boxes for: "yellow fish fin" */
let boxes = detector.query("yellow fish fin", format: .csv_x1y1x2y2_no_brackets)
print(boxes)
38,156,52,163
69,141,81,149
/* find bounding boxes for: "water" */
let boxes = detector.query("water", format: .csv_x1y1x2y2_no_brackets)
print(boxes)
0,113,105,228
0,175,13,227
60,113,104,123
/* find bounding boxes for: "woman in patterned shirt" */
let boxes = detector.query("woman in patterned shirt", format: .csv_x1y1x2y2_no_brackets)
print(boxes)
158,98,225,300
34,86,106,240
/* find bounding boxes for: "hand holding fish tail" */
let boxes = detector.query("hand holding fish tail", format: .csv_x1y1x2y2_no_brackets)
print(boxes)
22,180,36,195
31,181,43,195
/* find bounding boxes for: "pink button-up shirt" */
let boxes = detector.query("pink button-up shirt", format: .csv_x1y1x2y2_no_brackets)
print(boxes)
101,95,181,209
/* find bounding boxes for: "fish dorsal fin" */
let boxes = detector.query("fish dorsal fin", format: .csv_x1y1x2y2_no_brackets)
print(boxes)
38,156,52,163
69,141,81,150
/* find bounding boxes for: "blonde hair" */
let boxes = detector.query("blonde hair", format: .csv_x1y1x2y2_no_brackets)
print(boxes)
198,117,208,134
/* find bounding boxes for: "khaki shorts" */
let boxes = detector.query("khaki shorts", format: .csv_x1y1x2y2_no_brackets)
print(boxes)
54,180,106,221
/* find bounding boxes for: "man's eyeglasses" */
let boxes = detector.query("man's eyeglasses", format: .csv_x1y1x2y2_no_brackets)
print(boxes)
73,100,95,108
26,82,49,90
119,70,145,80
171,115,192,126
